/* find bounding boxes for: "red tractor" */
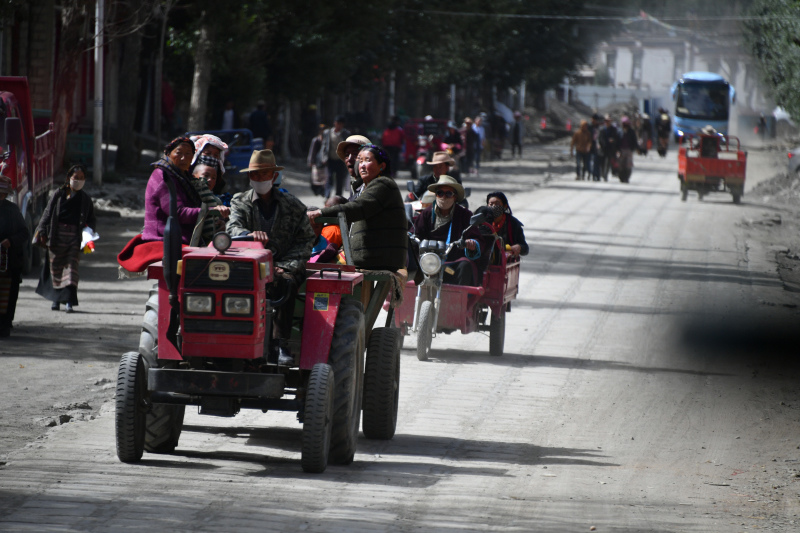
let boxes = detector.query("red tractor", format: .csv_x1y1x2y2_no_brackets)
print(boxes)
115,184,402,473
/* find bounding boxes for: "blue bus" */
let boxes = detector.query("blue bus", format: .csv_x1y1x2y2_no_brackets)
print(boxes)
671,72,735,141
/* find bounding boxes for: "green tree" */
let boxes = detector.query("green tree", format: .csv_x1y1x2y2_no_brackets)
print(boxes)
744,0,800,120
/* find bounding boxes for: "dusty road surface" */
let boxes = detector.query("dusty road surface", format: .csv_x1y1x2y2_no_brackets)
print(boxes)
1,146,800,532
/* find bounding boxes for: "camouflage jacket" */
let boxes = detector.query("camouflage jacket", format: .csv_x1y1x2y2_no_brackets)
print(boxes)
227,188,314,274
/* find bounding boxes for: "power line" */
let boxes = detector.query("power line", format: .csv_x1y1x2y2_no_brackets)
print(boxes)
396,9,782,22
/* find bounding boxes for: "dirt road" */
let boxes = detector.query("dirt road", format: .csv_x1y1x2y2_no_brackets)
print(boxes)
1,147,799,532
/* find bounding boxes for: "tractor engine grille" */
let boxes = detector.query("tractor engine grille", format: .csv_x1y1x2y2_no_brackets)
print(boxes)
184,319,254,336
183,259,254,290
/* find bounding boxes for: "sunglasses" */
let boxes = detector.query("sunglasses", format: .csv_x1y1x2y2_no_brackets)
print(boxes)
435,190,456,198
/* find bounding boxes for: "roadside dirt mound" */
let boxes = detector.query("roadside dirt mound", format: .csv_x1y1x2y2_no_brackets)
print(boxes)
750,170,800,205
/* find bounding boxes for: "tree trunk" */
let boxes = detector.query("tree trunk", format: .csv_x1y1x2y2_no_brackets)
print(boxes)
52,1,92,171
114,28,142,170
187,18,214,132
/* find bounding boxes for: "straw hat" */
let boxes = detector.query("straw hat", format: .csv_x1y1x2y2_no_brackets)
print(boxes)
239,149,284,173
427,175,465,202
336,135,372,161
425,151,456,167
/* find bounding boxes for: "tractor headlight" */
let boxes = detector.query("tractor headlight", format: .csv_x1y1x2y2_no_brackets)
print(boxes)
184,293,214,315
223,295,253,316
212,232,232,253
419,252,442,276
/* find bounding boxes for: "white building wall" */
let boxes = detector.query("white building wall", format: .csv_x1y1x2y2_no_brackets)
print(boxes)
616,48,634,86
641,48,675,91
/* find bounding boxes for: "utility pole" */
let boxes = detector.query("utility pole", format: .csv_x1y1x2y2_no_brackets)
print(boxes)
450,83,456,122
93,0,104,185
388,70,396,118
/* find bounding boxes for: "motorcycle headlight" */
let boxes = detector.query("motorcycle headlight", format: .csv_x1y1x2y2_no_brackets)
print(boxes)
223,295,253,316
184,293,214,315
419,252,442,276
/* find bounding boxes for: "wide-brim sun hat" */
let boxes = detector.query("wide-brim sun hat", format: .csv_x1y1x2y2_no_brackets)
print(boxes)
428,175,465,202
426,151,456,167
239,149,284,173
336,135,372,161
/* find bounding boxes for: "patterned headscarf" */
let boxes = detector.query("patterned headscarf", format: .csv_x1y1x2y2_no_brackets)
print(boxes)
190,134,228,169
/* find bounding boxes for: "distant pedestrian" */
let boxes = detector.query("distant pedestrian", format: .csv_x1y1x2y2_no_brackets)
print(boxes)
34,165,96,313
307,124,327,197
462,117,477,175
0,174,29,336
589,113,602,181
511,111,524,158
570,120,592,180
249,100,272,142
598,115,619,181
221,101,238,130
381,117,405,179
320,116,350,198
472,116,486,172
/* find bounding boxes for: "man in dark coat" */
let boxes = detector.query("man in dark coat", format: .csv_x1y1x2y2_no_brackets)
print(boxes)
0,175,30,336
412,176,488,286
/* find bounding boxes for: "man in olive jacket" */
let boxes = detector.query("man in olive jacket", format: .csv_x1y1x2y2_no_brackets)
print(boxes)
226,150,314,366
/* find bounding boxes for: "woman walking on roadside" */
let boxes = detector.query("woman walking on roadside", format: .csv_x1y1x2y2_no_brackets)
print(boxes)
34,165,96,313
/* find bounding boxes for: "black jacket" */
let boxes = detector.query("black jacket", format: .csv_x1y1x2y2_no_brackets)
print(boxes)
497,215,529,256
0,200,30,280
35,188,96,248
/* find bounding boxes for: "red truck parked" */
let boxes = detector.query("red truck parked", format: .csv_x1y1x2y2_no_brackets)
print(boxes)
0,76,56,273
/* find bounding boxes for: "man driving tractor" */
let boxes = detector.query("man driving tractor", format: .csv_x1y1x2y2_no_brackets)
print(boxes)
227,149,315,366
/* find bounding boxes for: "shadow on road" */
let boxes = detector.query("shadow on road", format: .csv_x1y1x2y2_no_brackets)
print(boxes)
170,424,618,486
517,243,781,288
415,349,730,377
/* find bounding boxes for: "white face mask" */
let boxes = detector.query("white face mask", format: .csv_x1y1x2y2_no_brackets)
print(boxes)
70,179,85,191
250,179,273,195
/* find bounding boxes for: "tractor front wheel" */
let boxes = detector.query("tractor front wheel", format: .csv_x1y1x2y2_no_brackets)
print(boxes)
302,363,335,473
115,352,147,463
363,327,401,440
139,284,185,454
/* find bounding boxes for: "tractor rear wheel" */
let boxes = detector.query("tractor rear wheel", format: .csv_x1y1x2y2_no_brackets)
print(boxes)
139,284,185,454
302,363,334,473
115,351,147,463
416,300,433,361
489,310,505,357
328,299,365,465
363,327,401,440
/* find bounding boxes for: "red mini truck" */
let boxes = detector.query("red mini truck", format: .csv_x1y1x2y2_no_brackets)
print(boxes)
678,134,747,203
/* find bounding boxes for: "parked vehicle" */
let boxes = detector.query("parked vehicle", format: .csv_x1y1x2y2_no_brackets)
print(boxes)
678,134,747,203
115,190,402,472
402,118,448,179
0,76,55,274
392,212,520,360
